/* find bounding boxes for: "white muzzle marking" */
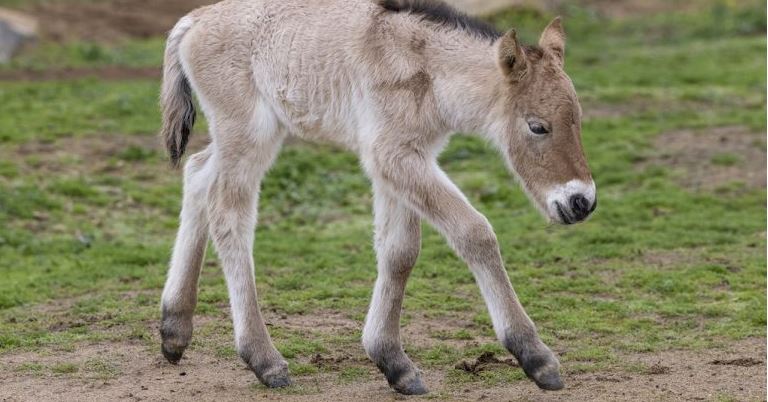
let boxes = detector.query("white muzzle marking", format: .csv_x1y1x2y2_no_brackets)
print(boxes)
544,179,596,223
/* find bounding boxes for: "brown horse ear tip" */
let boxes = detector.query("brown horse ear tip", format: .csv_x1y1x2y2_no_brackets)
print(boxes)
503,28,518,40
549,16,563,30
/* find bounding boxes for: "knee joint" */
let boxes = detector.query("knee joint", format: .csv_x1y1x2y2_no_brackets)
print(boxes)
458,220,498,256
384,245,419,276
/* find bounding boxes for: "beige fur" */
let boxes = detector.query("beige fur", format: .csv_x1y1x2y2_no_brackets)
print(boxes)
159,0,595,394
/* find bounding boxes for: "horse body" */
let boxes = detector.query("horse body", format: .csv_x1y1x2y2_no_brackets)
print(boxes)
175,0,499,152
159,0,596,394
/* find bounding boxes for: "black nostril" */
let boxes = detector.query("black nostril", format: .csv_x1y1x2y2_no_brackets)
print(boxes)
569,194,591,220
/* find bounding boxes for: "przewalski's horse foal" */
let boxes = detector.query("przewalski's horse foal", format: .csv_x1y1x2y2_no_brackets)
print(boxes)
159,0,596,395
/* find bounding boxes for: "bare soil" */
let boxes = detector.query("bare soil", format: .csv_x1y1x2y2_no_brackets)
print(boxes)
576,0,701,19
641,126,766,191
3,292,764,400
0,324,764,402
30,0,216,43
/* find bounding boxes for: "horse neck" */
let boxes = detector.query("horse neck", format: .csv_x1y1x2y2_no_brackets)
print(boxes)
426,35,502,135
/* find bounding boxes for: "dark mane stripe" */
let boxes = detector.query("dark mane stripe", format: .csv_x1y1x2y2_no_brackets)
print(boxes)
379,0,502,41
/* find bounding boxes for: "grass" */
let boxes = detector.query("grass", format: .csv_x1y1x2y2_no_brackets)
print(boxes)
711,153,741,166
0,0,765,394
0,80,161,143
51,362,79,374
0,39,165,72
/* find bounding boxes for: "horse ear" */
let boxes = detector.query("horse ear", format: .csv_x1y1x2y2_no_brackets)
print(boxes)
497,29,529,82
539,17,565,66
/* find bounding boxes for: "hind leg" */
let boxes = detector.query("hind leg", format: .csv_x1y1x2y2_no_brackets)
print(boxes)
161,145,214,363
207,118,290,387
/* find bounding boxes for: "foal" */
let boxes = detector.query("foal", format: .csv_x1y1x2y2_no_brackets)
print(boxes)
159,0,596,395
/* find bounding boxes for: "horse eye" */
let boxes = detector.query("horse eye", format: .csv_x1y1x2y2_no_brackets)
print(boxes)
528,122,549,135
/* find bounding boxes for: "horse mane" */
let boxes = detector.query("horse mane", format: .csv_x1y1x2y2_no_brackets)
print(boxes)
378,0,502,41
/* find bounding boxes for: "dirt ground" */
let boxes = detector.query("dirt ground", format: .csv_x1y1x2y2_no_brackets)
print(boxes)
642,126,766,191
0,327,764,402
29,0,216,42
1,295,764,401
576,0,701,19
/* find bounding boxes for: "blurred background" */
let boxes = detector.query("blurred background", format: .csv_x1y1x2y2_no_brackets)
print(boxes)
0,1,765,401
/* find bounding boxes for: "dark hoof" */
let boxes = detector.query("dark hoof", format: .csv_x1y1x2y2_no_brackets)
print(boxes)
503,330,565,391
531,368,564,391
247,358,292,389
262,373,292,388
392,374,429,395
160,308,192,365
366,342,428,395
519,353,564,391
161,343,185,364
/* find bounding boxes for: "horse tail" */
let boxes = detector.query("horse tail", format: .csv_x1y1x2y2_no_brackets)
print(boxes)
160,16,197,168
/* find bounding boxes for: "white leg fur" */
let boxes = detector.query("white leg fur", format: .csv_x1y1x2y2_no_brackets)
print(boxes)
205,113,290,387
362,185,426,394
160,145,214,362
163,147,214,308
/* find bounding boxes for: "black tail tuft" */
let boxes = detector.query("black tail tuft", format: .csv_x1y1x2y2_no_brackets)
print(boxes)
164,76,196,168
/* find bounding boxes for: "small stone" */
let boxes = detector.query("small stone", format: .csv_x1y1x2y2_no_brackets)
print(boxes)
0,8,37,63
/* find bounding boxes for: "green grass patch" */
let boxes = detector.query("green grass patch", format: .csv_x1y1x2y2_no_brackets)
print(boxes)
0,1,764,392
711,153,741,166
51,362,79,374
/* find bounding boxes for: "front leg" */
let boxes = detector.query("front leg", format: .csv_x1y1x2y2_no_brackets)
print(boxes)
363,185,427,395
366,148,564,391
